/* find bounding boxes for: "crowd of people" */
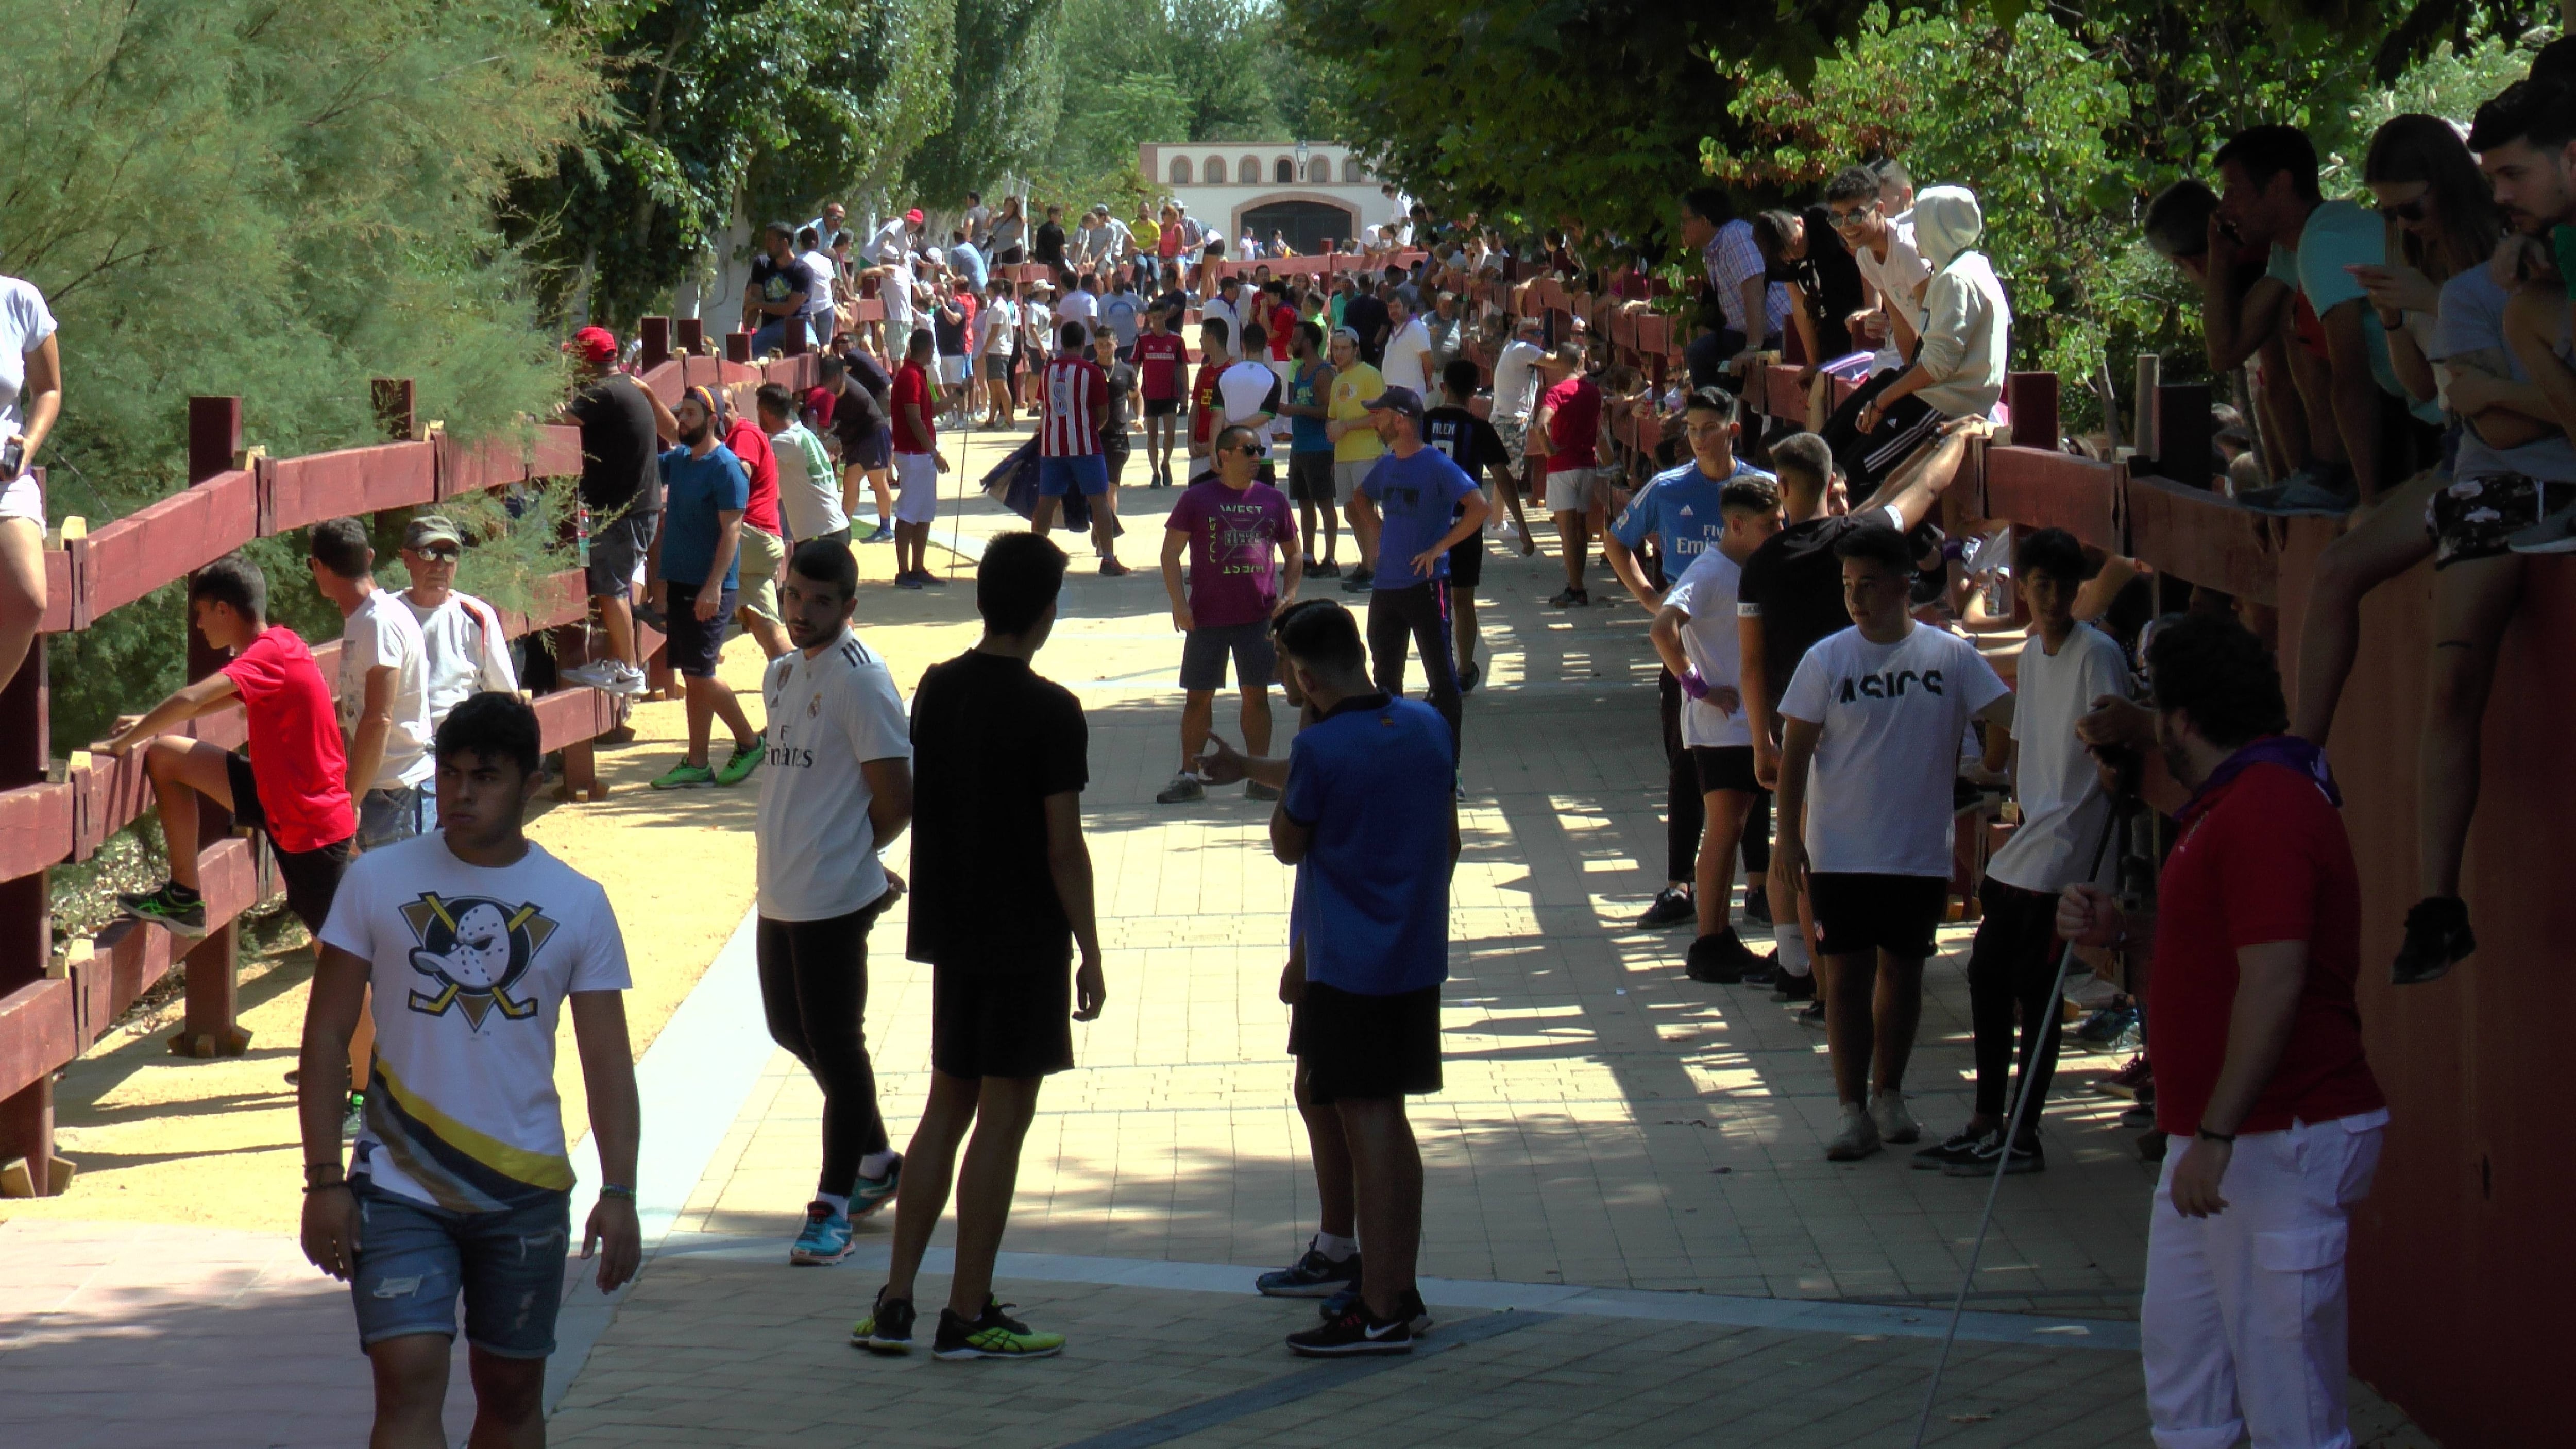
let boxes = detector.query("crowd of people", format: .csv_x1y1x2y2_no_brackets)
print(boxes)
10,46,2571,1436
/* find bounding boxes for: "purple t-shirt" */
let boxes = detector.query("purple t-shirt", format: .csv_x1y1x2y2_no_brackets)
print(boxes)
1165,479,1295,627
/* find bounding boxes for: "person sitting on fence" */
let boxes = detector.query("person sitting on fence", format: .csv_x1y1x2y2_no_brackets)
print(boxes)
105,554,357,941
1678,187,1792,389
1753,204,1866,370
743,221,819,356
1837,186,2011,499
0,271,60,701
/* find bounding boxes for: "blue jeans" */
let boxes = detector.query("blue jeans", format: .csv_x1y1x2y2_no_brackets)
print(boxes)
749,315,810,355
348,1180,571,1358
357,784,431,851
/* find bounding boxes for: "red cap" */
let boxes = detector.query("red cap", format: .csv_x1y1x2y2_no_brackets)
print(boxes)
905,208,924,225
566,325,617,364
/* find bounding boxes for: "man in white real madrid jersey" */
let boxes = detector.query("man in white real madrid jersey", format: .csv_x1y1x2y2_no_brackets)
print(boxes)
298,692,640,1449
757,537,917,1265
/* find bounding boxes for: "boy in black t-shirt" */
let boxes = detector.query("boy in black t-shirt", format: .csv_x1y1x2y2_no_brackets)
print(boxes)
856,532,1106,1363
1419,360,1521,691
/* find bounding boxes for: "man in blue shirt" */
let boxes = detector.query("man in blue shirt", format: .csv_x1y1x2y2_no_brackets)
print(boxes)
1205,599,1458,1356
647,386,765,790
1606,387,1780,934
1348,386,1489,750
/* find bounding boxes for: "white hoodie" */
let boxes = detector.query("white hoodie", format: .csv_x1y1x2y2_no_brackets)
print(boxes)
1910,186,2012,420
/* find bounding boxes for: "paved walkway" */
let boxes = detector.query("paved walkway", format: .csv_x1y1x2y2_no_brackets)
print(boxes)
1,419,2433,1446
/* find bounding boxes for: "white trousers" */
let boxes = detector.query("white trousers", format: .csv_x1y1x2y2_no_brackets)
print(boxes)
2142,1110,2387,1449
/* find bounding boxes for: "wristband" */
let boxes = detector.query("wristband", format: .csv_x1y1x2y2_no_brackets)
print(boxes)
2195,1126,2236,1145
303,1180,352,1194
599,1184,637,1201
304,1161,346,1187
1677,667,1709,702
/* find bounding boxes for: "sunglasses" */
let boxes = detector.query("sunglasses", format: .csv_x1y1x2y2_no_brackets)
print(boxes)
1231,443,1263,457
1825,204,1877,227
413,545,460,563
2375,196,2429,223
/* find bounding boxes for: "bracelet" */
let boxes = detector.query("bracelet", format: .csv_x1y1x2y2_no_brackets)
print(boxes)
2195,1126,2236,1145
599,1184,637,1200
303,1161,345,1187
303,1180,353,1194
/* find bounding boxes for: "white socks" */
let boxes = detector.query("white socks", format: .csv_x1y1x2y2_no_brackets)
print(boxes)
1314,1232,1359,1262
859,1150,899,1180
1773,925,1813,977
818,1191,852,1216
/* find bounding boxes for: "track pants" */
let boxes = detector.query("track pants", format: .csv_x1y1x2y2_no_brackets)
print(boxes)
1965,878,2067,1122
756,895,893,1198
1367,582,1461,748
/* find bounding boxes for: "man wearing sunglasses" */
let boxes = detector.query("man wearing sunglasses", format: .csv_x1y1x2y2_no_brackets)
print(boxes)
397,518,520,814
1156,424,1301,805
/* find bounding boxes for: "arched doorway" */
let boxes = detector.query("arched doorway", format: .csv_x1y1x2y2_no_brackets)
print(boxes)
1241,199,1355,258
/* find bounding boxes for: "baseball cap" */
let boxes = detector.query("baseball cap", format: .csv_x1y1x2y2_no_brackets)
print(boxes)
1364,385,1426,422
566,325,617,364
905,208,924,225
403,515,463,551
1330,325,1362,346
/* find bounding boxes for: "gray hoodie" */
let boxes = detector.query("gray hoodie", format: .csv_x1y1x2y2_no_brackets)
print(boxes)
1910,186,2012,420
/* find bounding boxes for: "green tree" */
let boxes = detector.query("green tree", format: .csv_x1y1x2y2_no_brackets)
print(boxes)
904,0,1065,208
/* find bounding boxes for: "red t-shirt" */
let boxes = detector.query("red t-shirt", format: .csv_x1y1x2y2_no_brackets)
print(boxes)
723,416,782,533
803,384,836,432
218,626,354,855
1540,377,1602,471
2151,758,2385,1137
891,361,936,454
1134,331,1186,400
1268,304,1297,361
1188,358,1227,448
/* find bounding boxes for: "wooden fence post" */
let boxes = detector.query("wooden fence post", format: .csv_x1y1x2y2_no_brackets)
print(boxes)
673,318,705,356
177,397,250,1059
725,331,753,365
2004,372,2060,453
639,317,671,372
2153,383,2214,490
0,493,57,1189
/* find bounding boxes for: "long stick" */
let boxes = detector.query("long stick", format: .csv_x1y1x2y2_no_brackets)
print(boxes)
1908,802,2125,1448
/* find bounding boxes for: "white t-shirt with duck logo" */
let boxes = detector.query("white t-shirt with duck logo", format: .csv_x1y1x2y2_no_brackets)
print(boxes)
1778,621,2007,877
320,834,631,1212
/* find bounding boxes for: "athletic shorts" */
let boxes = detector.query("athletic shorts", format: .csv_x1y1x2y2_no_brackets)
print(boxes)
1807,872,1947,961
1179,620,1276,691
939,356,968,387
1690,745,1760,794
1545,467,1599,515
982,353,1011,380
2428,472,2560,569
347,1179,569,1358
735,525,786,625
1289,981,1442,1105
931,960,1074,1080
894,452,940,524
1493,417,1528,465
224,751,353,933
584,508,655,599
1446,529,1484,589
1144,396,1181,417
1038,454,1109,498
0,472,40,525
1333,459,1375,502
1287,452,1338,505
664,582,736,679
851,429,893,471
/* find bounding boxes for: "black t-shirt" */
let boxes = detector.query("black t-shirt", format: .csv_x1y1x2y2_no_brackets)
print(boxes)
749,253,819,316
906,651,1090,970
1422,406,1506,484
933,302,968,356
832,376,887,447
566,378,661,514
1341,294,1391,365
1738,507,1898,704
1775,206,1866,360
1100,362,1136,454
1033,221,1067,266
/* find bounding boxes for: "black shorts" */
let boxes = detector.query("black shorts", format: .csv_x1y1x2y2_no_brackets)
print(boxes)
1446,531,1484,589
585,509,656,599
227,752,355,933
1144,397,1181,418
931,961,1074,1080
2428,473,2562,569
1690,745,1759,794
1807,872,1948,960
663,582,736,679
1289,981,1442,1104
1287,452,1336,505
850,429,893,471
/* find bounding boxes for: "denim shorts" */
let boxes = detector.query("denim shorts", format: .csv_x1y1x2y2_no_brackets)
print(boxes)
349,1180,571,1358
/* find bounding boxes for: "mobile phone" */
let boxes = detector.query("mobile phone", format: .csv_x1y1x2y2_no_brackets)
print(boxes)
0,439,22,482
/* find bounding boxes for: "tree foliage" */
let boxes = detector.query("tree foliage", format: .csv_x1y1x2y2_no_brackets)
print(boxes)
903,0,1065,209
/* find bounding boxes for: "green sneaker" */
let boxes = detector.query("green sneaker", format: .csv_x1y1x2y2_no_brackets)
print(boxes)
714,734,764,787
932,1298,1063,1360
117,882,208,936
649,759,718,790
852,1287,916,1355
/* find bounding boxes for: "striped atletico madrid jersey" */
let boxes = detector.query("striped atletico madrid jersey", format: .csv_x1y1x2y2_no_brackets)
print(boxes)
1040,355,1110,457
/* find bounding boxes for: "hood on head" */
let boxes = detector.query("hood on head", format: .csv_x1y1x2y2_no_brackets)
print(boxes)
1913,185,1985,270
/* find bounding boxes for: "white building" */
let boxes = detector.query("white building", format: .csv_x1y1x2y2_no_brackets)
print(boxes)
1138,141,1404,259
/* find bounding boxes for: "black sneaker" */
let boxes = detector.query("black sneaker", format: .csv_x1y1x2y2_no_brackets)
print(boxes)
1946,1134,2044,1177
932,1298,1064,1360
1457,661,1482,694
851,1286,917,1354
1736,954,1785,989
1636,885,1694,929
1795,998,1825,1027
1913,1127,1987,1171
1341,567,1376,592
1547,587,1589,608
1309,560,1341,579
2393,896,2474,985
117,882,207,936
1772,970,1816,1004
1286,1303,1413,1356
1317,1285,1431,1334
1741,885,1772,928
1256,1246,1361,1298
1685,931,1761,984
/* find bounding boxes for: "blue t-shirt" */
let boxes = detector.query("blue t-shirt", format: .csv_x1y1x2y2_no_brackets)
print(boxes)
1611,457,1773,571
949,243,988,289
2268,199,2415,414
1283,693,1456,995
1287,360,1332,454
1360,445,1480,589
658,444,750,589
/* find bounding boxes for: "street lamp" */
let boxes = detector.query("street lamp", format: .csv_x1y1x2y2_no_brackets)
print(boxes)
1296,138,1309,178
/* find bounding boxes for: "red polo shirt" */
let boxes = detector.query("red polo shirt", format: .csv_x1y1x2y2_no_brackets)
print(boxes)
2151,756,2385,1137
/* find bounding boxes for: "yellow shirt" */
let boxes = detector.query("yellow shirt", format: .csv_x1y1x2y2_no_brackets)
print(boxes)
1131,218,1162,252
1329,362,1387,463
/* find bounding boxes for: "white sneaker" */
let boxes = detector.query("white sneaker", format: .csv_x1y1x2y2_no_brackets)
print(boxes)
1825,1103,1882,1161
1869,1088,1922,1145
605,661,649,697
560,660,623,693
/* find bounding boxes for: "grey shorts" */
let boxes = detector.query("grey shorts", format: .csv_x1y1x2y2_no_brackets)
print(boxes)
1333,459,1375,503
1179,620,1277,692
585,509,656,598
